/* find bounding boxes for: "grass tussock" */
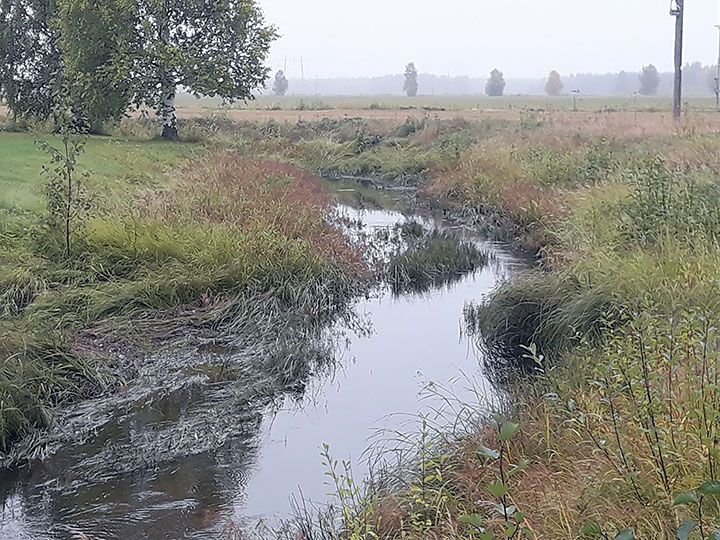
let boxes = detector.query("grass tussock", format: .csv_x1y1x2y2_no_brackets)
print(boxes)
0,151,365,454
386,223,488,295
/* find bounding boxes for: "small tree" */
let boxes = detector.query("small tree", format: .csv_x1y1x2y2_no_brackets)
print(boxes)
639,64,660,96
485,68,506,97
545,70,563,96
272,69,289,96
403,62,419,97
36,110,91,260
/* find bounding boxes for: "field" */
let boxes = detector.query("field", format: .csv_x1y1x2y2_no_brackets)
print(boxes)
176,93,720,114
4,101,720,537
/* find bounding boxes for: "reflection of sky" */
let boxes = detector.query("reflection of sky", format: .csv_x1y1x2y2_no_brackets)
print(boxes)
0,206,529,539
241,213,527,520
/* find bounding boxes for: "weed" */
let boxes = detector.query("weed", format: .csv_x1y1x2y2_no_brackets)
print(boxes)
386,225,488,295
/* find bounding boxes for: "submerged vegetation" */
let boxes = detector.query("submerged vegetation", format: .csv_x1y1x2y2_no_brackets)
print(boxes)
4,108,720,537
386,222,488,295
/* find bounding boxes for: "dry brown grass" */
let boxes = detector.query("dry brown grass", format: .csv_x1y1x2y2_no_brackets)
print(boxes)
138,153,364,270
169,107,720,139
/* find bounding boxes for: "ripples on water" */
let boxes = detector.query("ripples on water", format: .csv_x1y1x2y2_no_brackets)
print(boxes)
0,202,529,540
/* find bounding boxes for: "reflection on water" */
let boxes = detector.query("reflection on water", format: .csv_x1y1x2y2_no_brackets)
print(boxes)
0,204,528,540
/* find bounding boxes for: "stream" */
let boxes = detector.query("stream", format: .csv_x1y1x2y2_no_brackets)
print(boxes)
0,191,529,539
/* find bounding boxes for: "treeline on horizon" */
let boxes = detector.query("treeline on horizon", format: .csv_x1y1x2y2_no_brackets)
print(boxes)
260,61,717,97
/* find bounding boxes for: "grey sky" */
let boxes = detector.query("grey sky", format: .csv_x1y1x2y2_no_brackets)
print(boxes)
260,0,720,79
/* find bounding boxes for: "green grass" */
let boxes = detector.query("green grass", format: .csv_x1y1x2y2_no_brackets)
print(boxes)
387,224,488,295
0,132,198,212
0,136,365,456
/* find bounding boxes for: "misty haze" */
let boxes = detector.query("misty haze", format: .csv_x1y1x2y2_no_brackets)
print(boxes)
2,1,720,539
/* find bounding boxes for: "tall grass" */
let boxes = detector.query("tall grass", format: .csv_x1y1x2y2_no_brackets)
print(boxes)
238,116,720,539
0,153,366,454
386,222,488,295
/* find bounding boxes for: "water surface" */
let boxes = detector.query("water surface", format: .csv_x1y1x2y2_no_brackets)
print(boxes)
0,204,528,539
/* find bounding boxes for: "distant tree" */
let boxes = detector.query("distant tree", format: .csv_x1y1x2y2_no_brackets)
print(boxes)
272,69,289,96
0,0,63,121
639,64,660,96
403,62,419,97
485,68,506,97
545,70,563,96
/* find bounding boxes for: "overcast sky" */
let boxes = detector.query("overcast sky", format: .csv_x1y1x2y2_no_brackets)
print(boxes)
259,0,720,79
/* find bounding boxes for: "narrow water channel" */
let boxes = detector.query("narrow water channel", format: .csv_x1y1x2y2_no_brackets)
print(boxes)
0,199,529,539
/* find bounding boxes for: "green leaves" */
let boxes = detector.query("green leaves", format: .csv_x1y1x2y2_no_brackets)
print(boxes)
673,492,699,506
508,459,530,477
478,445,500,460
580,522,604,538
488,481,509,498
698,481,720,496
499,421,520,442
677,521,697,540
458,513,485,530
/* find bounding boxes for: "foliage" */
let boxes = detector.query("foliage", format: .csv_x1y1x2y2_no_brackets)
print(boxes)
639,64,660,96
2,0,277,136
545,70,563,97
35,119,91,259
486,69,506,97
0,0,63,120
467,271,617,370
619,157,720,247
458,416,530,540
272,69,289,96
386,224,488,295
403,62,419,98
0,147,365,455
131,0,277,137
56,0,137,129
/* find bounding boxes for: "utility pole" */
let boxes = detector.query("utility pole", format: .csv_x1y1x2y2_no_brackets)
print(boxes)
715,24,720,112
671,0,684,120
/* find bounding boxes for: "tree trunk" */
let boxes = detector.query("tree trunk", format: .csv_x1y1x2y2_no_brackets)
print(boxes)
161,82,178,139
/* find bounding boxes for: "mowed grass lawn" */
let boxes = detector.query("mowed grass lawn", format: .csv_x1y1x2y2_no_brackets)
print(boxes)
0,132,200,212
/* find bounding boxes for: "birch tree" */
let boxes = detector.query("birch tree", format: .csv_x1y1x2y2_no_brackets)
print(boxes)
132,0,277,138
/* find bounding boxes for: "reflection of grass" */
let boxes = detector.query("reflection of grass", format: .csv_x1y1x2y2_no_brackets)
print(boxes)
387,224,488,295
322,178,413,214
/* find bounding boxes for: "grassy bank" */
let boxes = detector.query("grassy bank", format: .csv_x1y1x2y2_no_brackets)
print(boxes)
171,113,720,538
0,130,365,455
6,112,720,536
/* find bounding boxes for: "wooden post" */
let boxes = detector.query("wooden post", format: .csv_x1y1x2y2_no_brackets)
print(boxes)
672,0,684,120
